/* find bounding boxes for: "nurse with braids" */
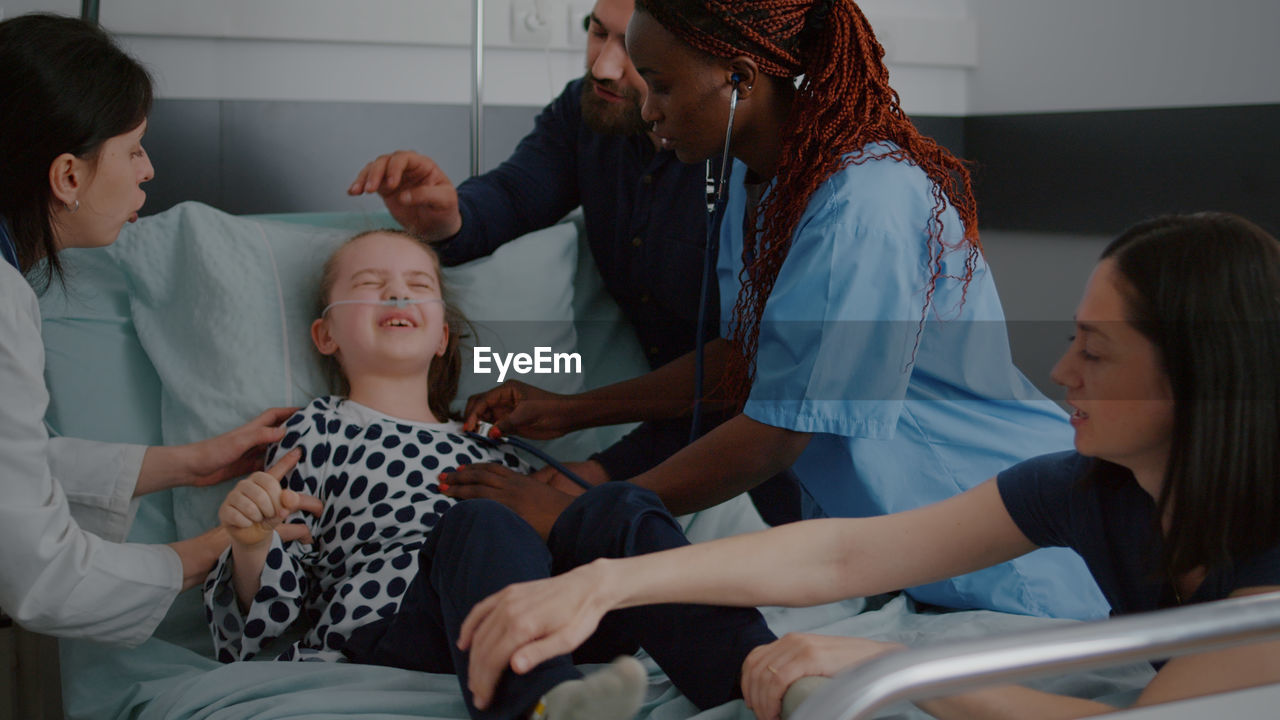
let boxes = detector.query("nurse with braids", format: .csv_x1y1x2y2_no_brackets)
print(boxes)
451,0,1106,620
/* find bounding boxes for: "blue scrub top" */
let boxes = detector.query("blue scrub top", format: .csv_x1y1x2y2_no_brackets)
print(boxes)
718,145,1109,620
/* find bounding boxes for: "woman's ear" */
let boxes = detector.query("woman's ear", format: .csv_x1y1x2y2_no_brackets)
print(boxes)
311,317,339,356
47,152,83,208
436,322,450,358
727,57,761,98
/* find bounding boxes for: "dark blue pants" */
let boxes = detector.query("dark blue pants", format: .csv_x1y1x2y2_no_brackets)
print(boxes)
343,483,776,720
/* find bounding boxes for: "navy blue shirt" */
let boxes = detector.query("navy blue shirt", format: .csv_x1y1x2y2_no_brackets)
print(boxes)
998,451,1280,616
0,216,19,271
435,78,724,480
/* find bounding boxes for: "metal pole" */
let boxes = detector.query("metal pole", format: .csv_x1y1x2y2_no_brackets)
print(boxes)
471,0,484,177
81,0,100,23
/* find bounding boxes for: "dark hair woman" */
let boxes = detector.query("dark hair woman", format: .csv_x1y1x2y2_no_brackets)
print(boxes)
460,213,1280,720
0,13,308,644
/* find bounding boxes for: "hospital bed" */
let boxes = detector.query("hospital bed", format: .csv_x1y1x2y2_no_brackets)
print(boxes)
37,203,1156,719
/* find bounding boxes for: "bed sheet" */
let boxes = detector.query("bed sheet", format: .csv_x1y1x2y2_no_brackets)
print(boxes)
64,591,1153,720
63,487,1152,720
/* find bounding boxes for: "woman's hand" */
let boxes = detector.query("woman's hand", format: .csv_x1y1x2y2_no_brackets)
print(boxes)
741,634,904,720
218,449,321,549
182,407,301,487
439,463,576,538
168,525,231,592
137,407,299,496
530,459,609,494
462,380,582,440
458,560,615,710
347,150,462,241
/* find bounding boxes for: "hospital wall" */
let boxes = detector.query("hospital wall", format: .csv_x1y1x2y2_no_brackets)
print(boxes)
6,0,1279,400
963,0,1280,392
966,0,1280,237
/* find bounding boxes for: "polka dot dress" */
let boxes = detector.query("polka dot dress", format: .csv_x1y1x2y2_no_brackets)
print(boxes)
203,396,529,662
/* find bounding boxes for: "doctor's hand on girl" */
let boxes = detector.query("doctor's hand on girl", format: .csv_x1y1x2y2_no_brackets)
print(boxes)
146,405,306,590
137,406,302,494
146,406,307,591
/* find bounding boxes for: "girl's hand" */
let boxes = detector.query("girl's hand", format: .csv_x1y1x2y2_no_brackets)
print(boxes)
218,450,321,549
462,381,579,440
741,634,904,720
458,561,614,710
183,407,300,487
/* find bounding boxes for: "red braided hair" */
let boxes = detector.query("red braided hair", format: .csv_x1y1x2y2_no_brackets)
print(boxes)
636,0,981,406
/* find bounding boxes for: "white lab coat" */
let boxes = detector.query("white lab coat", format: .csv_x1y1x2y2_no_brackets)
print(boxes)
1,261,180,646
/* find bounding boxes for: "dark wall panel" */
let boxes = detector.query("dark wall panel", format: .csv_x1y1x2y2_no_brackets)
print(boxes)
966,104,1280,236
140,98,965,218
141,100,544,216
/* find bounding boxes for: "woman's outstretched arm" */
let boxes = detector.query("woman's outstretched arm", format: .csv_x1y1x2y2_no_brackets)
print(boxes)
458,480,1034,709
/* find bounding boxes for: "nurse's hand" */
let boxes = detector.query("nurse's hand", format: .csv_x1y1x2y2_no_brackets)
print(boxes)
219,450,322,549
348,150,461,241
530,459,609,494
741,634,904,720
462,380,580,440
439,463,575,538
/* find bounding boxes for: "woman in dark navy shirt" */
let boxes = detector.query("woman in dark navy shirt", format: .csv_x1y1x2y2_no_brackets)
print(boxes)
456,212,1280,720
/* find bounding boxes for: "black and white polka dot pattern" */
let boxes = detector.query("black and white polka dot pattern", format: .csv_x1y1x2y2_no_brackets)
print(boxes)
203,396,529,662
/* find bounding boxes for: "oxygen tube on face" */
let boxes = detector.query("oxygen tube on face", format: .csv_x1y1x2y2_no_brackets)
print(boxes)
321,297,444,316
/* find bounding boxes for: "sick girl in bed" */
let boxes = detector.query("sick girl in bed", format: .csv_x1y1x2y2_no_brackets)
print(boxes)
207,229,668,719
202,229,533,662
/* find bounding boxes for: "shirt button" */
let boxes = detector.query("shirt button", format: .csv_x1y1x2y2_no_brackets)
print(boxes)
648,346,660,356
640,293,651,304
631,236,643,248
641,174,653,185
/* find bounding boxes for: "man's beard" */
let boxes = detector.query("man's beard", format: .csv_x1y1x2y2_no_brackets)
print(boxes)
580,74,648,136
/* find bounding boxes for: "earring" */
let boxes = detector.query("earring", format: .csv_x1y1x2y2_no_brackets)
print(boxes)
65,200,79,213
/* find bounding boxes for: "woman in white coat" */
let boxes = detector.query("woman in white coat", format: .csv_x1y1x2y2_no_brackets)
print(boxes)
0,13,312,645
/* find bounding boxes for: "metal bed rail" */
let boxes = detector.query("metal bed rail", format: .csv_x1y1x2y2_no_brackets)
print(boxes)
792,590,1280,720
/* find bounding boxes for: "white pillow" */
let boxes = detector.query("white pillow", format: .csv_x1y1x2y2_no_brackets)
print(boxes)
105,202,585,537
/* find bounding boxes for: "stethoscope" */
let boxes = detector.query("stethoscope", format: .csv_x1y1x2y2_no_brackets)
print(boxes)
464,421,594,491
316,298,591,486
450,76,743,486
322,298,588,489
689,73,742,443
